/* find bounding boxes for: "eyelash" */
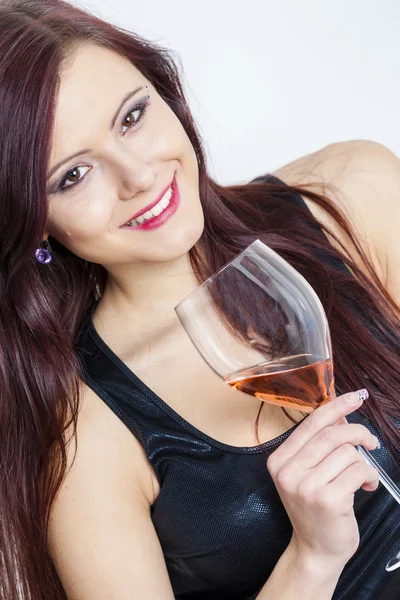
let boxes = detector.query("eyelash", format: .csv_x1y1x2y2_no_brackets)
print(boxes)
55,99,149,194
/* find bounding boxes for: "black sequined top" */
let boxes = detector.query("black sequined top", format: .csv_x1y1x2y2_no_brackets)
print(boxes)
77,176,400,599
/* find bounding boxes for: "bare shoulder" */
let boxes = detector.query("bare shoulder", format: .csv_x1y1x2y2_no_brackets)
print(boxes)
53,380,159,506
273,140,400,231
47,382,168,599
274,139,400,186
274,140,400,299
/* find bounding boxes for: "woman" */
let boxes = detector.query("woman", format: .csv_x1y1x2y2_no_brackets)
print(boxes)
0,1,399,598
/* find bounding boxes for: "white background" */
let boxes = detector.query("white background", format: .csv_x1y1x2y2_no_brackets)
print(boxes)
71,0,400,184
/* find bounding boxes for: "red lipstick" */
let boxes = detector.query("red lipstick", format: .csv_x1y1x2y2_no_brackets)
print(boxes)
121,173,180,232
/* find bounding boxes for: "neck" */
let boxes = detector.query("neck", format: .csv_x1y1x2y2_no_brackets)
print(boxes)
98,252,199,328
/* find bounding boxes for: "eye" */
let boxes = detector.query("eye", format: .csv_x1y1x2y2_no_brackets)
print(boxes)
53,99,148,194
121,101,147,134
58,165,91,192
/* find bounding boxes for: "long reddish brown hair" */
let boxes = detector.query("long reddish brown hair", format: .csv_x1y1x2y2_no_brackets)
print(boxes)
0,1,399,598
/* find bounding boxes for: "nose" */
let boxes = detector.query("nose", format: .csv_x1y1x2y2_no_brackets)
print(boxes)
111,148,156,200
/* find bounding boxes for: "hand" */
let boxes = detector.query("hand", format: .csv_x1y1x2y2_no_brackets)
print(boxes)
267,390,379,569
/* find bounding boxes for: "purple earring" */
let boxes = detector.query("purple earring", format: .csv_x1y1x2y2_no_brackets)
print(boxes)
35,239,52,264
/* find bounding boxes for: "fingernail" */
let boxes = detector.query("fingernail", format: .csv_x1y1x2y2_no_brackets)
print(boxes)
358,389,369,402
350,389,369,404
374,436,381,450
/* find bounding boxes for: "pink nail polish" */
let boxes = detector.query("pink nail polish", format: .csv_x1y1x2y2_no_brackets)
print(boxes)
357,389,369,403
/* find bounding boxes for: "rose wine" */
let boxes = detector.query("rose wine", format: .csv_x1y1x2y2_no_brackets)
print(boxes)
225,355,334,412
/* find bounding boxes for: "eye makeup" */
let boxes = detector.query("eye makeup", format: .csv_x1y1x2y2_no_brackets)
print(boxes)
49,93,150,195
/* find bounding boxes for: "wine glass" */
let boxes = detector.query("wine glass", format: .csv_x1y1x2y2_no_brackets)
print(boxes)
175,239,400,571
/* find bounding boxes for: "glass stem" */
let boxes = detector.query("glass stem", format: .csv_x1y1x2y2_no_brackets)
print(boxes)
355,444,400,503
340,416,400,572
340,416,400,504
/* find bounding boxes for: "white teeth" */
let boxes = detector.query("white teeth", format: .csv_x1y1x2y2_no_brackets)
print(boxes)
124,184,173,227
151,203,163,216
160,195,169,209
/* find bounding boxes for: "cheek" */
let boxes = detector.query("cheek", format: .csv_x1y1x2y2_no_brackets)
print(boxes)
48,189,114,243
145,125,188,163
151,103,197,166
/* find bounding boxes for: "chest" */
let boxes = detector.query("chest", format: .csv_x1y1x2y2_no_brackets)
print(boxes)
152,449,293,597
149,421,400,599
115,328,301,448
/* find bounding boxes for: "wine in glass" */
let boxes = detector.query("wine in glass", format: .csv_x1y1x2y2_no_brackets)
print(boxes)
175,239,400,571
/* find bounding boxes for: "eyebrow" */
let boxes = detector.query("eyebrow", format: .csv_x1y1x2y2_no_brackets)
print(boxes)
48,85,144,180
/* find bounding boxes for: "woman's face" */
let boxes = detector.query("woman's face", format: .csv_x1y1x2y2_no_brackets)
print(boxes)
46,43,204,267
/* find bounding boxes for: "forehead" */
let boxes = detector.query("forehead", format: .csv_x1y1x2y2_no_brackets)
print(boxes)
50,44,143,166
58,43,140,99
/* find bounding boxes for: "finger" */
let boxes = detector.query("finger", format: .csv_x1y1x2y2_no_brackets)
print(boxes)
330,461,380,512
269,389,369,467
287,424,378,472
298,444,365,489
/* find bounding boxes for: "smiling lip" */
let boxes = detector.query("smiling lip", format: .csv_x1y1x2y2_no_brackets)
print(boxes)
127,179,173,221
121,173,180,232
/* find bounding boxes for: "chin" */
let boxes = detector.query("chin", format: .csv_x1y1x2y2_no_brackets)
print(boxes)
154,218,205,263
